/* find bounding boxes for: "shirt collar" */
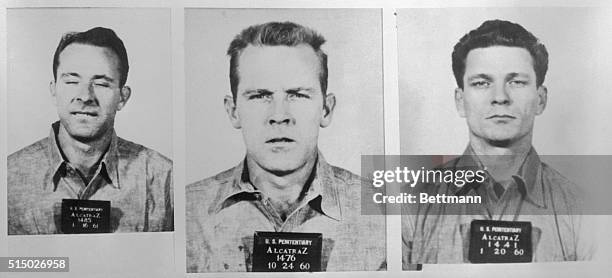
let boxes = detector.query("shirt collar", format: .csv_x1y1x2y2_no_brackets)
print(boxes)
453,145,545,208
210,151,343,221
44,121,121,191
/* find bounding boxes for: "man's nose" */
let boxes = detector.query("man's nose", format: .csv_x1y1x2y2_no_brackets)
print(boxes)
267,97,295,125
74,82,96,104
491,83,511,105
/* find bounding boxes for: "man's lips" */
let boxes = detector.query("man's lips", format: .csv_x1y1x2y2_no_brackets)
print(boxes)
70,111,98,117
486,114,516,119
265,137,295,143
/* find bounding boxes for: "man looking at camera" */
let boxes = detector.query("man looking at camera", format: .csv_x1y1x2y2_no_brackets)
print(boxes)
186,22,385,272
403,20,593,265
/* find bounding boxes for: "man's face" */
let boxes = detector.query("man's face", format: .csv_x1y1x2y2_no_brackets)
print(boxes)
51,43,130,142
455,46,547,145
225,44,335,173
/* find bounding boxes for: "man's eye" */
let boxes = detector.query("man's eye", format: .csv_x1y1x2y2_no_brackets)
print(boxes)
94,82,110,88
248,93,271,100
508,80,528,87
470,81,490,88
288,92,309,99
64,80,78,85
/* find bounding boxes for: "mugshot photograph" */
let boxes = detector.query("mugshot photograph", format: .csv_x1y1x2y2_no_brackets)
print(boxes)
396,8,612,266
6,9,174,235
184,9,385,272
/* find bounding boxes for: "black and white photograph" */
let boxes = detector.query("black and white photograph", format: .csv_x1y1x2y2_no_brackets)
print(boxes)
397,7,612,267
183,8,386,272
1,1,612,278
6,8,174,236
2,6,177,277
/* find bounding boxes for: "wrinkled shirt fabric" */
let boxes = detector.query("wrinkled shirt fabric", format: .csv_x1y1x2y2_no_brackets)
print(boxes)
186,154,386,272
8,122,173,234
403,147,594,266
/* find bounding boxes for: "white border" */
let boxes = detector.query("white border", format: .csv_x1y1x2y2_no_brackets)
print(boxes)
2,1,612,278
172,2,187,275
1,0,9,259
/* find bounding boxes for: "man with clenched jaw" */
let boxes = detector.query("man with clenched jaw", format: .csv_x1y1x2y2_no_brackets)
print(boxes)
186,22,386,272
403,20,594,265
52,41,129,180
8,27,173,234
226,41,334,221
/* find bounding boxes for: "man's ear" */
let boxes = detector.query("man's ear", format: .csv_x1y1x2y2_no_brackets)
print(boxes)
49,80,57,97
454,87,466,118
320,93,336,128
224,95,241,129
116,86,132,111
535,85,548,115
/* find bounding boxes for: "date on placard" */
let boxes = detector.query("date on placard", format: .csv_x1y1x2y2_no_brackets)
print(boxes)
252,231,322,272
61,199,110,233
468,220,533,263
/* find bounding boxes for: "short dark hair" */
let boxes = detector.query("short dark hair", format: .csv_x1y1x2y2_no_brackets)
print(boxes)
227,21,328,101
452,19,548,89
53,27,129,87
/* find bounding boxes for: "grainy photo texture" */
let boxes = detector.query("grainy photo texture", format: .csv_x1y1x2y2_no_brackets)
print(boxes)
184,9,385,272
7,9,174,235
398,8,610,266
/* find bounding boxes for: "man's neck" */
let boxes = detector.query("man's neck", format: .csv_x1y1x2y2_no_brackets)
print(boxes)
57,124,112,176
469,133,532,183
246,152,318,217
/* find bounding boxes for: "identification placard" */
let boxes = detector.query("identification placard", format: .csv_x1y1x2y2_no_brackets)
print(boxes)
468,220,532,263
252,231,322,272
60,199,110,233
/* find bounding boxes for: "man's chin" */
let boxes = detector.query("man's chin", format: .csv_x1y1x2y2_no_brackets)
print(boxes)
59,119,111,143
485,138,514,147
260,161,302,175
70,134,103,143
64,128,105,143
482,132,521,147
254,154,310,176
